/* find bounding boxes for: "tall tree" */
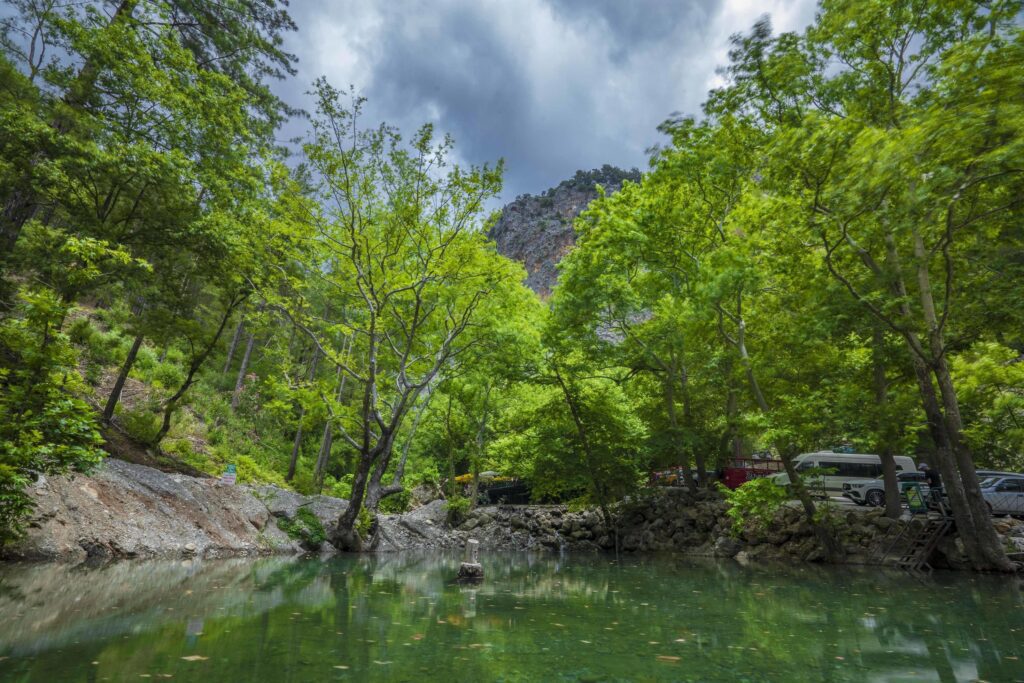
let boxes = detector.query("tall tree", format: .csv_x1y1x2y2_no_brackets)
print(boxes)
283,83,524,550
713,1,1023,570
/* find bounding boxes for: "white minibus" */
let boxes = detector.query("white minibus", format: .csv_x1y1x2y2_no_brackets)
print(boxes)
771,452,916,496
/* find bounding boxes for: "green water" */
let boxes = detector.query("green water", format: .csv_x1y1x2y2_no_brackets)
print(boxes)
0,553,1022,682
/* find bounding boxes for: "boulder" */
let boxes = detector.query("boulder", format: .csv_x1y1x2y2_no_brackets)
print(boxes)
713,535,744,559
3,459,306,562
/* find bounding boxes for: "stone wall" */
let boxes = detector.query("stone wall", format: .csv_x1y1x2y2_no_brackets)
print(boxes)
7,459,1022,570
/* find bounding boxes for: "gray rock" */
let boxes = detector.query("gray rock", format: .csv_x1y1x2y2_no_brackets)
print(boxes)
3,459,309,562
713,536,744,559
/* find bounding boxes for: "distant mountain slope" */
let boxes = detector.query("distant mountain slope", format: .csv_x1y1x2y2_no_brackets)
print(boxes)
489,165,640,297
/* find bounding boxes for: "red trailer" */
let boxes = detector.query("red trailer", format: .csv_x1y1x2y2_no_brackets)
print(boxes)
721,458,785,489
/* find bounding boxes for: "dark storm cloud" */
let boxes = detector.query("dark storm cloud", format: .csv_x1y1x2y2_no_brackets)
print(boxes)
546,0,716,63
273,0,818,201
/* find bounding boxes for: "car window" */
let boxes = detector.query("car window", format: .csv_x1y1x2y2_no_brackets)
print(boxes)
979,477,1000,488
997,479,1024,492
830,461,881,478
796,460,815,471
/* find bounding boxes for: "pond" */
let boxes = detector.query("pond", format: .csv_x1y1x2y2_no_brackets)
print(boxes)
0,552,1022,682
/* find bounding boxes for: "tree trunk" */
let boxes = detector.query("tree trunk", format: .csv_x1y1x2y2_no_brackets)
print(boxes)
286,349,320,482
314,362,347,493
313,423,333,493
871,328,901,519
230,331,255,410
365,450,392,513
910,225,1011,570
366,382,436,510
332,447,377,552
679,366,707,486
663,373,696,493
391,384,433,488
907,352,987,564
286,420,304,482
153,296,244,444
102,333,143,423
933,354,1012,570
333,434,397,551
223,318,245,373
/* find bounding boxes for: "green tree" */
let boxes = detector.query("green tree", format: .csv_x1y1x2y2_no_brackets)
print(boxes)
0,287,104,542
284,83,524,549
714,0,1023,569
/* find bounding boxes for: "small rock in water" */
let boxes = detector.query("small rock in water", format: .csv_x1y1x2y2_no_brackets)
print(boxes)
457,562,484,581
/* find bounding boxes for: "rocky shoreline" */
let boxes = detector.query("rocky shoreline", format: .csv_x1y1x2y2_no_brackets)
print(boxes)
4,459,1023,570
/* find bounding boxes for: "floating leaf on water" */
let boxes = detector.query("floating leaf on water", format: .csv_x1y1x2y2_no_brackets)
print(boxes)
656,655,681,663
333,665,349,670
180,656,208,662
373,660,392,665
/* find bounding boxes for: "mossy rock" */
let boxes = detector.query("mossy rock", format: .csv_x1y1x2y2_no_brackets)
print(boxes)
276,506,327,550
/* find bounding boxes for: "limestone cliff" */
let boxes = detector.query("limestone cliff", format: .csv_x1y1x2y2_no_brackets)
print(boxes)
489,165,641,297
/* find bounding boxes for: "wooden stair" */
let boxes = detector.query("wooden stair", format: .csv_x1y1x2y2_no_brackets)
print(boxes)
872,515,953,573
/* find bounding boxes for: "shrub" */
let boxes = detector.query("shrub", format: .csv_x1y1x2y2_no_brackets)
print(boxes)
717,477,790,537
67,317,95,346
444,494,471,525
118,405,162,444
324,474,352,500
378,489,411,514
235,455,288,487
356,505,374,539
150,361,184,390
276,506,327,549
0,287,105,543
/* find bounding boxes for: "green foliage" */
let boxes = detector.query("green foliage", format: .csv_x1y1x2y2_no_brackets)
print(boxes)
379,490,411,514
444,494,471,525
1,0,1020,556
0,288,105,543
118,405,162,445
276,507,327,549
952,343,1024,471
717,478,789,537
355,505,374,539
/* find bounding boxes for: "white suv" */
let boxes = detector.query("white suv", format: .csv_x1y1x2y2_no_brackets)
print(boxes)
842,470,929,507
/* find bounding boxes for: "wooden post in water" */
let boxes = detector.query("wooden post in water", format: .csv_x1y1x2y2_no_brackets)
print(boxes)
457,538,483,581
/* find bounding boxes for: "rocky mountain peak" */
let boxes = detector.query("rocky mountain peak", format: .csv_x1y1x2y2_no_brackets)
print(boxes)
489,165,641,297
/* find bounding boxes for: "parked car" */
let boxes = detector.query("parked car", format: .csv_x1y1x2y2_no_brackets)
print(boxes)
979,475,1024,516
976,469,1020,478
771,452,917,497
842,470,929,507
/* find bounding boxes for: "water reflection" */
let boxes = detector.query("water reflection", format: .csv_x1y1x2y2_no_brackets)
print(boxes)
0,553,1022,681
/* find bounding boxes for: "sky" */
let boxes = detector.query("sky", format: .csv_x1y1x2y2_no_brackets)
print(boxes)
275,0,820,202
